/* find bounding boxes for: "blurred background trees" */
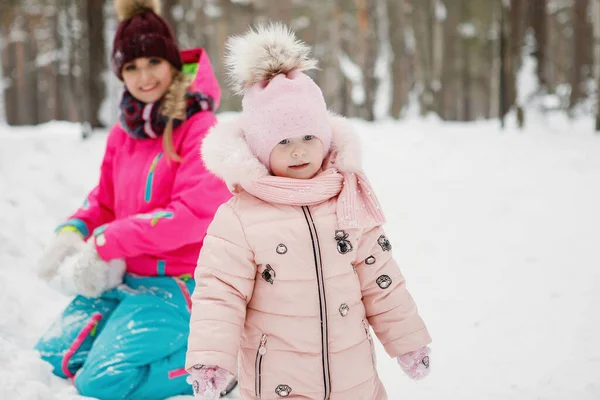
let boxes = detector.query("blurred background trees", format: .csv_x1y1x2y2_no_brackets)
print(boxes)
1,0,597,129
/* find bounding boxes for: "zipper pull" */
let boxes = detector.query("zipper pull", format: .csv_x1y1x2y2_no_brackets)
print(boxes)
363,320,377,368
362,320,373,340
258,334,268,355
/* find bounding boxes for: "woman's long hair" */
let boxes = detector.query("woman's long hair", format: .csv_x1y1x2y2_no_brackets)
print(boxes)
160,70,192,162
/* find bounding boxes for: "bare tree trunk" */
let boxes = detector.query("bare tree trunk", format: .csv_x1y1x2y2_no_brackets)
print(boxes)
570,0,590,112
499,0,507,127
442,0,459,120
370,0,393,119
1,5,19,125
594,0,600,131
530,0,547,88
460,1,471,121
6,5,40,125
499,0,525,126
546,8,570,89
333,0,357,117
431,0,443,115
388,0,410,118
69,0,86,123
357,0,378,121
337,0,364,118
308,0,343,114
25,7,40,125
461,42,471,121
413,0,434,116
84,0,106,127
56,0,75,121
489,0,500,120
508,0,524,109
34,3,58,124
54,0,65,121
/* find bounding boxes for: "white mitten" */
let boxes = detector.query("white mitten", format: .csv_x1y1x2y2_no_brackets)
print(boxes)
50,241,125,298
36,231,85,282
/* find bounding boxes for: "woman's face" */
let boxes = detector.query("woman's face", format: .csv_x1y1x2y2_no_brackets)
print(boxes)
122,57,173,103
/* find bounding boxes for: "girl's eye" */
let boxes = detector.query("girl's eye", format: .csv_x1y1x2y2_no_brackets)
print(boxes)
304,135,314,141
149,58,161,66
124,64,136,71
278,139,290,145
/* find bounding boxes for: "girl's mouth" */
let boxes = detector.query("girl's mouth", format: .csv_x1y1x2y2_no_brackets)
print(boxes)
289,163,309,170
140,83,159,92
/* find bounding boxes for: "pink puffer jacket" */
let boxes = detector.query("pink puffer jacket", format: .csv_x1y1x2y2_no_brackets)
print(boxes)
186,115,431,399
59,50,231,277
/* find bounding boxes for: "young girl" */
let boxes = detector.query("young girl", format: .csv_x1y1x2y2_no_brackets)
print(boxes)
185,24,432,400
34,1,233,398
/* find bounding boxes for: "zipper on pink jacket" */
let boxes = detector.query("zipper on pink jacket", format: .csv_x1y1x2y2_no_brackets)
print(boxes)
255,334,268,399
302,206,331,400
363,319,377,369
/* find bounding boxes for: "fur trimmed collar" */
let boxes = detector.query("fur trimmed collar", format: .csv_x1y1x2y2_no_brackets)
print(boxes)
201,113,362,188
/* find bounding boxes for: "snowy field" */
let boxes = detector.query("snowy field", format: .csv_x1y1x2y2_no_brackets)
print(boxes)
0,113,599,399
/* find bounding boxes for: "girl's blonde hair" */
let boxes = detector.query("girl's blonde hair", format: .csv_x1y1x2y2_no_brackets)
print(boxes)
160,70,192,162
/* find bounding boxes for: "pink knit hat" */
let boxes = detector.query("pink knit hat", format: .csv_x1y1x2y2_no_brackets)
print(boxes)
225,23,332,169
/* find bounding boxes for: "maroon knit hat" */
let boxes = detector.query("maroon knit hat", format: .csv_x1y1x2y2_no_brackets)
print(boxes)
112,0,182,80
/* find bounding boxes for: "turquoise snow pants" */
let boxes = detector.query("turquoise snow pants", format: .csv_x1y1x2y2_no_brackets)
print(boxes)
35,274,196,399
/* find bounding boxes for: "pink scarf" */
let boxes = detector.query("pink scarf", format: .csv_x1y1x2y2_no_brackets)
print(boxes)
241,169,386,229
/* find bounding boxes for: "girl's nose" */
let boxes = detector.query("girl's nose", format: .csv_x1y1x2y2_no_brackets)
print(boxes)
292,147,306,158
140,68,151,84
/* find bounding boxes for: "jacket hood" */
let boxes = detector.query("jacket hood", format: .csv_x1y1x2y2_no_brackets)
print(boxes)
185,48,222,109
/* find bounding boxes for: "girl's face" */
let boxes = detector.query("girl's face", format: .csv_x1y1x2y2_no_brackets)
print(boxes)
122,57,173,103
269,135,324,179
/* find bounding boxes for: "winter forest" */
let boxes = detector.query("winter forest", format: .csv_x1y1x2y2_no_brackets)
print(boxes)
2,0,600,128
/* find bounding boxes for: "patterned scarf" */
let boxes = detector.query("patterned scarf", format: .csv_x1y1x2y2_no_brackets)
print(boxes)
241,168,386,230
119,89,215,139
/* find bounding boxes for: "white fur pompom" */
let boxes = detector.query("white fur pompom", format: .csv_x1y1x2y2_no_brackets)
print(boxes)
225,22,318,95
115,0,161,21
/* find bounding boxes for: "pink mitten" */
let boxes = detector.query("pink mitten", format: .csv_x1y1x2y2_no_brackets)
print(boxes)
397,346,431,380
187,365,236,399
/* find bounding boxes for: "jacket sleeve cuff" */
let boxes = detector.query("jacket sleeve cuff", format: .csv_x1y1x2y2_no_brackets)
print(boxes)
55,218,90,239
185,351,238,376
383,328,432,358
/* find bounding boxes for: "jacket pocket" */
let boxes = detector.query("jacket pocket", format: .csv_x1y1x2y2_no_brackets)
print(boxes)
362,320,377,370
255,334,268,399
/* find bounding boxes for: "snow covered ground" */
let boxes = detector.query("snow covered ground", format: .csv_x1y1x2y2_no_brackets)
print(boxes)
1,113,599,399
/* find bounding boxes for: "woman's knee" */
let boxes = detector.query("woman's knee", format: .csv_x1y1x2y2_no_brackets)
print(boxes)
74,347,193,400
35,296,119,379
35,338,72,379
